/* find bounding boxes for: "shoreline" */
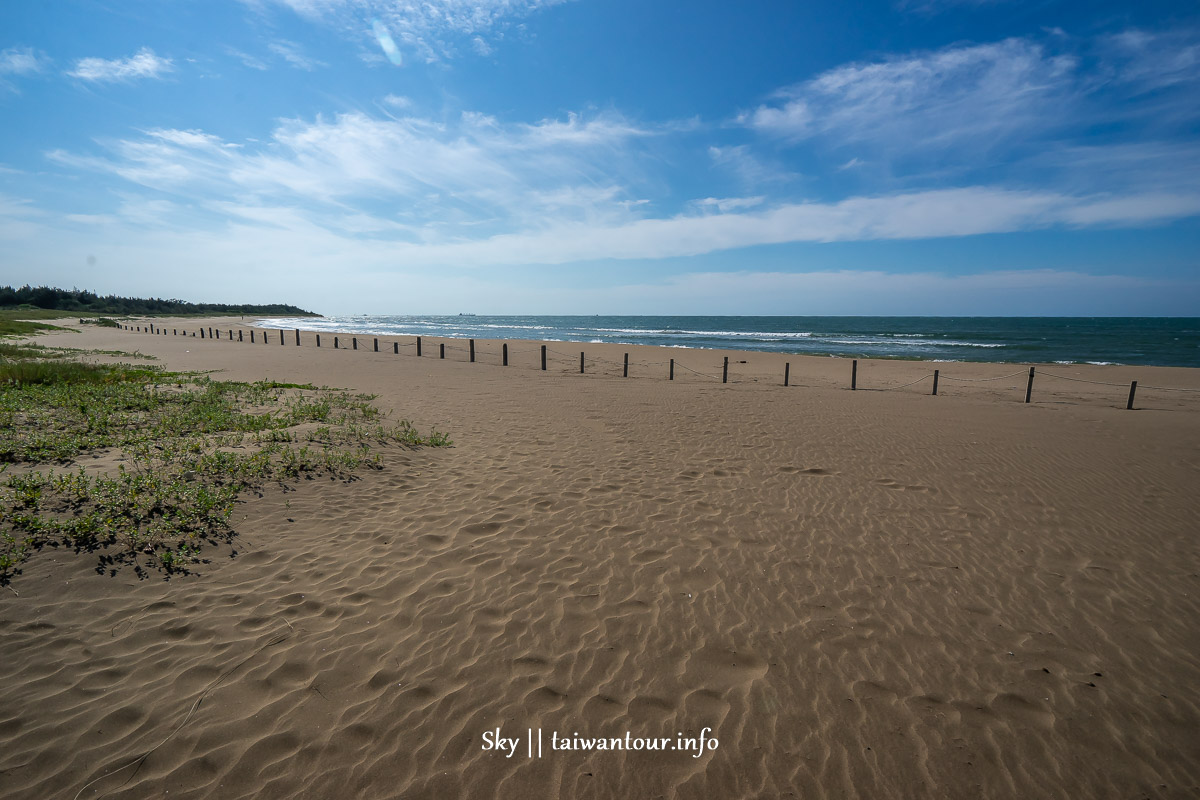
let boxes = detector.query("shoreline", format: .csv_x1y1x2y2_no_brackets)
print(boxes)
90,314,1200,413
247,314,1200,370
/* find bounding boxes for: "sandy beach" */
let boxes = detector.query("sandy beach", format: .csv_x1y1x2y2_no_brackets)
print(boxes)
2,316,1198,799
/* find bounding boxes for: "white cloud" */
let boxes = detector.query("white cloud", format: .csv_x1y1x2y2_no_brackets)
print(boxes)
45,109,659,237
694,196,765,213
336,186,1200,268
41,98,1200,274
743,38,1077,151
381,93,411,108
66,47,173,82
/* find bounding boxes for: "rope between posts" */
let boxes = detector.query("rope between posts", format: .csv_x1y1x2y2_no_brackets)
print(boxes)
939,370,1027,382
1039,370,1131,388
1140,384,1200,392
864,374,933,392
673,361,721,380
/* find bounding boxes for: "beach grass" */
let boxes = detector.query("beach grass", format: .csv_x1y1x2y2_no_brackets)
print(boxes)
0,348,450,583
0,317,72,337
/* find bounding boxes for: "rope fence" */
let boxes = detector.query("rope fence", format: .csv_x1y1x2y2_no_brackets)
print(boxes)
116,324,1200,411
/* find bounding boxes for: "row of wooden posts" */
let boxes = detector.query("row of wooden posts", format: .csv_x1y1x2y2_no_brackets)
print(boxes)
124,324,1145,409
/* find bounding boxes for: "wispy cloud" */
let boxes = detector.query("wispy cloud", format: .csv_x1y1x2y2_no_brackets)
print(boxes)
267,40,326,71
739,29,1200,194
1,46,49,76
1,46,51,91
46,109,658,235
1101,28,1200,91
66,47,173,82
224,46,269,70
897,0,1007,12
39,109,1200,268
251,0,576,62
742,38,1077,151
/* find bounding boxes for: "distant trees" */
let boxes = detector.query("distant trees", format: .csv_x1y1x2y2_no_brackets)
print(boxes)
0,285,316,316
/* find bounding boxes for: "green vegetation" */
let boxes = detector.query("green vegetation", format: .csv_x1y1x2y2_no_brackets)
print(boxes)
0,314,72,337
1,285,316,316
0,347,450,584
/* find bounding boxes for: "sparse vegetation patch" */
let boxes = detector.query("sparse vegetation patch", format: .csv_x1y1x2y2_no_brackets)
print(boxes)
0,347,450,584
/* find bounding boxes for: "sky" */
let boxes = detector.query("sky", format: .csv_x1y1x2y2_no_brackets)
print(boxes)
1,0,1199,315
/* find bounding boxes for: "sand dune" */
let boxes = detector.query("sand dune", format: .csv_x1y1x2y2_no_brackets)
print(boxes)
1,318,1198,799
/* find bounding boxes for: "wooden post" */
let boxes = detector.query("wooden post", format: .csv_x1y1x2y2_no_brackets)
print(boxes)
280,330,284,345
580,351,585,374
469,339,475,362
334,336,339,349
215,330,220,340
316,334,321,347
722,356,728,384
851,359,857,390
393,342,398,354
784,362,790,387
373,337,378,352
416,336,422,357
623,353,629,378
541,345,547,371
932,369,940,396
238,330,243,342
440,343,445,359
502,343,508,366
352,337,358,350
228,329,232,339
1127,380,1137,410
670,359,674,380
208,327,213,339
248,330,252,342
173,329,177,336
295,329,300,346
1025,366,1035,404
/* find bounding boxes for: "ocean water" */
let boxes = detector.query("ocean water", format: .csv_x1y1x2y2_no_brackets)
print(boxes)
254,316,1200,368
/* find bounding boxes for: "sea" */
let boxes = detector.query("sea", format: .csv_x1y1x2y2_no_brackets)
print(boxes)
254,316,1200,368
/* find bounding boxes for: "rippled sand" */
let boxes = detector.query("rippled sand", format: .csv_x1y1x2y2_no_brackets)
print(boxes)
2,319,1198,799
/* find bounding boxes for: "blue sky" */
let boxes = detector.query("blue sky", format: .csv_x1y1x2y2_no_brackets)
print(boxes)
1,0,1198,315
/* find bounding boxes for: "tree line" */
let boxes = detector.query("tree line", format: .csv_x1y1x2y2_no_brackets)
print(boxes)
0,285,315,316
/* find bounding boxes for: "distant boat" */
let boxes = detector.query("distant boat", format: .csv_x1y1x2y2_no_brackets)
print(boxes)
458,313,476,316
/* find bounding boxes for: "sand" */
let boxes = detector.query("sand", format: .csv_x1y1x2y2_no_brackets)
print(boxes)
1,316,1198,799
